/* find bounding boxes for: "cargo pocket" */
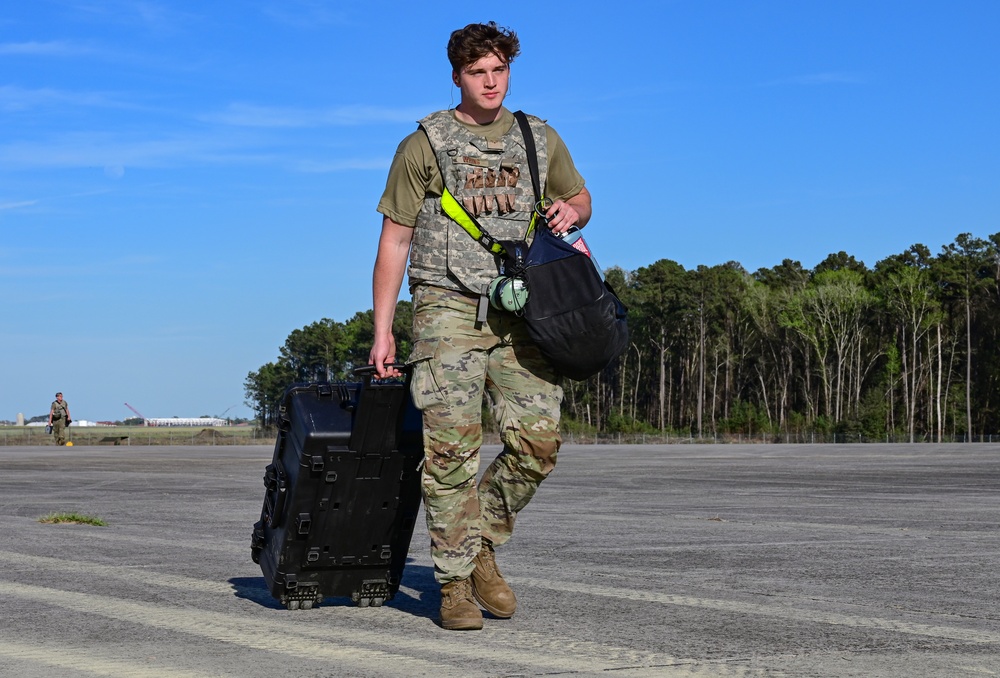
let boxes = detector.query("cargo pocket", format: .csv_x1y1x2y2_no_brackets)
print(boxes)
408,338,447,411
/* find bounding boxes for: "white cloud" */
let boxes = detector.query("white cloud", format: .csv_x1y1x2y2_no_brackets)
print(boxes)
0,132,237,169
0,253,163,278
204,103,427,128
0,199,39,211
0,85,129,112
294,157,392,173
259,1,352,29
0,188,116,218
0,40,97,56
762,72,867,87
0,129,388,173
65,0,194,32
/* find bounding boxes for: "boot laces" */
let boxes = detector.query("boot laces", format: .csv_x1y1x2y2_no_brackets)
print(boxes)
444,578,473,605
479,544,500,576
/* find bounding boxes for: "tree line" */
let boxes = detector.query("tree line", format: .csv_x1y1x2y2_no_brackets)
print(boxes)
245,231,1000,441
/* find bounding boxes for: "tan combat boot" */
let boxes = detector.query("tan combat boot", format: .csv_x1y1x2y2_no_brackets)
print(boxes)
471,541,517,618
439,578,483,630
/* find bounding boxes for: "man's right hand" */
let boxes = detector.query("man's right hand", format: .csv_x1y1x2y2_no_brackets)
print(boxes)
370,333,402,379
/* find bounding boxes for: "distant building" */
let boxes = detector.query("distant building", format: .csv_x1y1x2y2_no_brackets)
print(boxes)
145,417,228,427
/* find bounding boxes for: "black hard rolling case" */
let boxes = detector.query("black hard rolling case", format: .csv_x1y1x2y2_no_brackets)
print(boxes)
250,366,423,609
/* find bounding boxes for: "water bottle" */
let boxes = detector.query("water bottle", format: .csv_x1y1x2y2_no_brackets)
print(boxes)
559,227,604,281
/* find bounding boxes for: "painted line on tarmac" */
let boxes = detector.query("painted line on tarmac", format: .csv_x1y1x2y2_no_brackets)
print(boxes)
0,551,778,676
5,549,993,669
0,562,698,677
513,577,1000,645
466,626,766,677
0,640,230,678
8,526,250,554
0,580,471,677
0,551,881,677
0,551,239,595
0,552,934,676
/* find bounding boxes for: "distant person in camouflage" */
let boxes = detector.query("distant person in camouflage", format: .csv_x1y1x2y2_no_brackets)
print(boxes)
48,392,72,446
369,21,591,630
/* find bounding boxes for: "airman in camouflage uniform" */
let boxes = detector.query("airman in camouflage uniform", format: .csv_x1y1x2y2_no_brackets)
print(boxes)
48,392,72,446
370,21,592,631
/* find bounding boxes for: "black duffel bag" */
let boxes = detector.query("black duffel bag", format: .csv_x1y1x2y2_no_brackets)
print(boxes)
520,225,628,381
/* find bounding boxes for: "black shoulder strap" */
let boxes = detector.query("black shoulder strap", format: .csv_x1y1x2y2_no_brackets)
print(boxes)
513,111,544,210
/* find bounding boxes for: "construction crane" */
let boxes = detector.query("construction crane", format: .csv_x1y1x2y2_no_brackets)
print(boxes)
124,403,148,426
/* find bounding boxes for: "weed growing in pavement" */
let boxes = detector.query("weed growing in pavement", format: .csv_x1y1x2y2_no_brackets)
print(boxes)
38,512,107,526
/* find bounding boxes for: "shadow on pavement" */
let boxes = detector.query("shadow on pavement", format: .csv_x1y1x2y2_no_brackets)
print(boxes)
229,561,438,620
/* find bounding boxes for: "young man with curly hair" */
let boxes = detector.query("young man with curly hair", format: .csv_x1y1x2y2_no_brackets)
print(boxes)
370,21,591,630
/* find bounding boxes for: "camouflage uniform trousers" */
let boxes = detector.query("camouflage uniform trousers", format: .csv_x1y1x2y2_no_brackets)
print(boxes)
408,284,563,584
52,417,67,445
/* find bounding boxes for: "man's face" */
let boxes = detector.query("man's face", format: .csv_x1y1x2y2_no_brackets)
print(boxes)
453,52,509,118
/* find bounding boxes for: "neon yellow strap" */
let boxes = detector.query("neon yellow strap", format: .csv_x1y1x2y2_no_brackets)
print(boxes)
440,188,544,254
440,188,506,255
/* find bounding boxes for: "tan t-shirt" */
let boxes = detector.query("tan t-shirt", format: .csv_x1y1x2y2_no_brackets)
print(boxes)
377,108,585,227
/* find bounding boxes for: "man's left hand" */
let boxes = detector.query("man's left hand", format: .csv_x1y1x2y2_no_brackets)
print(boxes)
544,186,591,233
544,199,580,235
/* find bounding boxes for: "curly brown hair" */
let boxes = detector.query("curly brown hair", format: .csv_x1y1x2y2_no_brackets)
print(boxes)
447,22,521,73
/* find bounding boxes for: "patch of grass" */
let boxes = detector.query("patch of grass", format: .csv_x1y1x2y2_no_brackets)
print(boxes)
38,512,107,526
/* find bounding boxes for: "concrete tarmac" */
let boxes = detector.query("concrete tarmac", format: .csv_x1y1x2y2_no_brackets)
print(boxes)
1,442,998,677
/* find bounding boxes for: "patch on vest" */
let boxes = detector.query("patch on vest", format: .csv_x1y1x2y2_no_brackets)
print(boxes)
453,156,492,167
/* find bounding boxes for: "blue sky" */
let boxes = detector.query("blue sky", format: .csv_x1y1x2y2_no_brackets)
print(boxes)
2,1,998,423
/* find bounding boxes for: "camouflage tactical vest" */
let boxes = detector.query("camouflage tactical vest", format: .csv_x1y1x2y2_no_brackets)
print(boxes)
409,110,548,295
51,401,68,420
